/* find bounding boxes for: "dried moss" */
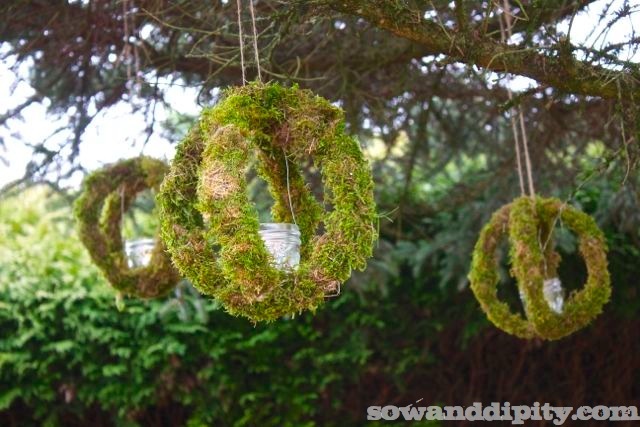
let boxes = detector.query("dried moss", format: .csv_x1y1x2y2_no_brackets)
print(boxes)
469,196,611,340
157,82,378,322
510,196,611,340
74,157,180,298
468,203,538,339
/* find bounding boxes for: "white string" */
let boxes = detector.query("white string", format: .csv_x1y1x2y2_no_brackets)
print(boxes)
122,0,130,83
283,149,297,226
501,1,548,277
511,109,526,195
236,0,246,85
500,0,536,197
248,0,262,82
239,2,293,225
498,14,526,196
518,108,536,196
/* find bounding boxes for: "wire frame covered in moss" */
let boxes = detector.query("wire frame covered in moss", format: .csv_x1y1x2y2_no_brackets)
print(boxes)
74,157,180,298
468,196,611,340
158,82,378,322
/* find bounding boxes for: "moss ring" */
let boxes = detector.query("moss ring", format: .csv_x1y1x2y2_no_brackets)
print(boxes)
508,196,611,340
75,157,180,298
158,83,378,322
469,196,611,340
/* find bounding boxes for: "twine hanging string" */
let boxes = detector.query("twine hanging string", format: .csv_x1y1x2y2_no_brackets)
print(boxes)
499,14,526,196
499,0,535,197
283,148,298,226
235,0,262,84
500,0,561,279
248,0,262,82
236,0,246,84
236,0,296,225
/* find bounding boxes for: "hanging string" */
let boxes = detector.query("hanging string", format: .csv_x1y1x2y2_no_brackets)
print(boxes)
499,0,536,197
236,0,246,85
283,149,298,226
498,12,526,195
248,0,262,82
236,1,295,225
518,108,536,196
122,0,131,86
511,108,526,195
500,0,550,277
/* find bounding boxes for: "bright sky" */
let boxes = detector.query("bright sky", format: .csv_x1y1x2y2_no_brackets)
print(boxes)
0,0,637,189
0,53,201,187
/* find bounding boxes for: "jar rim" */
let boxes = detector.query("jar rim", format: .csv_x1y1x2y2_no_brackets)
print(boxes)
259,222,300,235
125,238,156,248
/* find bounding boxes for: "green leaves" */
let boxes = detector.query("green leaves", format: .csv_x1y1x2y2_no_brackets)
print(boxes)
0,187,385,425
2,176,640,425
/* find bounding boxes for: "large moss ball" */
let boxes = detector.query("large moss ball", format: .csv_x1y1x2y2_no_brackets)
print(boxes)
158,82,378,322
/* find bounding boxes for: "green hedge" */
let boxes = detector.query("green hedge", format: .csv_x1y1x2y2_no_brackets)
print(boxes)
1,183,638,426
1,187,426,426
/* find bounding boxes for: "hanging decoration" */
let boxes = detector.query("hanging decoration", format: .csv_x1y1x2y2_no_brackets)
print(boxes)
469,196,611,340
75,157,180,298
468,0,611,340
157,1,376,321
157,82,378,322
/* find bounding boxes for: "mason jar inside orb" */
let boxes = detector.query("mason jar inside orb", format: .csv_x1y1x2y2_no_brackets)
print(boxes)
542,277,564,314
125,238,156,268
519,277,565,314
258,223,301,270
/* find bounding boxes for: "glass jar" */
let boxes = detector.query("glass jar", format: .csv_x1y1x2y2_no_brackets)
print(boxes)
542,277,564,314
124,238,156,268
519,277,565,314
258,223,301,270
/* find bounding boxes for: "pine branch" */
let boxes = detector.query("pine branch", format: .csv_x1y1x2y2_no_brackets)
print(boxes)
315,0,639,101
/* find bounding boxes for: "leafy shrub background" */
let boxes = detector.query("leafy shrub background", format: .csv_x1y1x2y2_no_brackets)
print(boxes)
1,172,639,426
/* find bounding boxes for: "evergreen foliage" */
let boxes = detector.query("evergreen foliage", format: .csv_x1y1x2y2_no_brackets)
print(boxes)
1,182,639,426
0,1,639,424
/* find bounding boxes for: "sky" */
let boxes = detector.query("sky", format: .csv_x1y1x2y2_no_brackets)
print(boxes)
0,0,637,189
0,55,201,188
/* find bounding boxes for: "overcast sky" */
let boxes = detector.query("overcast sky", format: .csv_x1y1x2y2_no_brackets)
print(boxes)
0,0,637,189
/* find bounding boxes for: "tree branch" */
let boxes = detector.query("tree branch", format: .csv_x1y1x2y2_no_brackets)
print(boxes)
315,0,639,101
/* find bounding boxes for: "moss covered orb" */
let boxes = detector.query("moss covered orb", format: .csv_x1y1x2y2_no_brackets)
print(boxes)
158,82,378,322
74,157,180,298
468,196,611,340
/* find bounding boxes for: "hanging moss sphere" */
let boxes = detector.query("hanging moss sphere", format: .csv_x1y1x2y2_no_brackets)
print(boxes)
157,82,378,322
468,196,611,340
74,157,180,298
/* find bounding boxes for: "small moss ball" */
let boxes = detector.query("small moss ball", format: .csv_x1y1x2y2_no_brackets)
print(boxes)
74,156,180,298
469,196,611,340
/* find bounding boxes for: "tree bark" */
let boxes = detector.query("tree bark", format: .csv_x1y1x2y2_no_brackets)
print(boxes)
315,0,639,101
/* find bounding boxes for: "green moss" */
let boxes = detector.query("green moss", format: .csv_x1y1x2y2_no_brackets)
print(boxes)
512,197,611,340
158,82,378,322
469,196,611,340
74,157,180,298
469,204,538,339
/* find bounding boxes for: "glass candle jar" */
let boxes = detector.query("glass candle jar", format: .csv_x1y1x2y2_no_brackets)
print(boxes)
542,277,564,314
258,223,301,270
519,277,565,314
124,238,156,268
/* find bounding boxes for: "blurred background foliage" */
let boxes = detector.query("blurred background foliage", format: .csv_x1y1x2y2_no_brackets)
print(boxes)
1,159,639,426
